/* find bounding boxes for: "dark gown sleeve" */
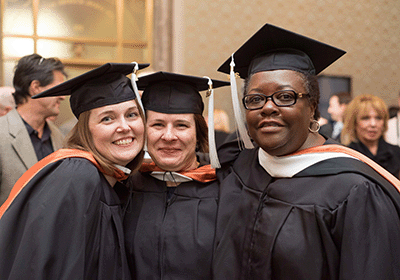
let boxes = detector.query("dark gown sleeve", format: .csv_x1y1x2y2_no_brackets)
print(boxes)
0,158,124,280
334,180,400,279
217,137,243,166
270,179,400,280
214,148,400,280
214,149,263,248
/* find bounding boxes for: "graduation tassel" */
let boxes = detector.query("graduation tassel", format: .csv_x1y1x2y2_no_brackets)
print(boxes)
204,76,221,168
130,62,148,152
230,54,254,149
130,62,146,118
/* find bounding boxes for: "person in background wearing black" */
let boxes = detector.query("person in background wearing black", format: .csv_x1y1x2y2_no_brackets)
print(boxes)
319,91,352,142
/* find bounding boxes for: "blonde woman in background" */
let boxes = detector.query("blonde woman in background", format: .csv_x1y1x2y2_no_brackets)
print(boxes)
341,94,400,178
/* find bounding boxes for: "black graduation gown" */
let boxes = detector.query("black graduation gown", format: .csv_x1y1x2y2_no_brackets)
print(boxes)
0,157,131,280
124,170,219,280
213,144,400,280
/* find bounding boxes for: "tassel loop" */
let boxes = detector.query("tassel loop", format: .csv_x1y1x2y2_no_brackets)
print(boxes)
229,54,254,149
203,76,221,168
130,62,145,118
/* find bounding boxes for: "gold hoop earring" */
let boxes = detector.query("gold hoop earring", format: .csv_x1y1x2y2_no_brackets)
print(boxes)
308,120,320,133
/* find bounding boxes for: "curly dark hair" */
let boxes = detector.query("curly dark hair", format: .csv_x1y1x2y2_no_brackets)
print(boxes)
243,70,320,120
13,54,67,105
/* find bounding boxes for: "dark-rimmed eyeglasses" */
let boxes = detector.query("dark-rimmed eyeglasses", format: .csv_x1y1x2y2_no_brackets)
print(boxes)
242,90,308,110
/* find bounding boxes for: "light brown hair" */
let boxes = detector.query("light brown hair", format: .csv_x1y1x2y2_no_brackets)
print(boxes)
194,114,209,153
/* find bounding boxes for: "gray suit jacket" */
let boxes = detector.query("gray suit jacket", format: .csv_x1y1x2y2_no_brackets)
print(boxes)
0,109,65,204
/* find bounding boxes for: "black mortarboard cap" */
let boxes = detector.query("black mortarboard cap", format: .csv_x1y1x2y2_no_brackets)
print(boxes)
137,71,230,114
32,62,150,117
218,23,346,78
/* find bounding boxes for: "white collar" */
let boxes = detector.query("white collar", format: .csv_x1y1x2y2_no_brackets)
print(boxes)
114,164,131,175
258,147,357,178
149,171,193,183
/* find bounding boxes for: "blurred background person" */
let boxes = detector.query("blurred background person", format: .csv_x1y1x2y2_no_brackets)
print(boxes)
205,108,231,149
0,54,67,205
0,86,15,116
342,94,400,178
388,105,399,119
385,90,400,146
57,116,78,136
319,91,352,142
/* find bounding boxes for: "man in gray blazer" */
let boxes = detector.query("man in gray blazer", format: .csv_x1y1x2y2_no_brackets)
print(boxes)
0,54,67,205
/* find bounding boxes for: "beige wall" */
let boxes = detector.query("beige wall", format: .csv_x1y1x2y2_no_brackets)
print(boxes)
173,0,400,130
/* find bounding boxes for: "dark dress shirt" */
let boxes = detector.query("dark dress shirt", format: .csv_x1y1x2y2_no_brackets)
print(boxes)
22,118,54,160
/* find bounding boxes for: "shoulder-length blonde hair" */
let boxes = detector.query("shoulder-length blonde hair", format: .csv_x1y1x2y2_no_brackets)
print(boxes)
65,99,145,176
341,94,389,145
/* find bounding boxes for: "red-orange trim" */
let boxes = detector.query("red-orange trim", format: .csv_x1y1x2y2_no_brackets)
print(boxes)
0,149,124,219
140,162,217,183
290,144,400,192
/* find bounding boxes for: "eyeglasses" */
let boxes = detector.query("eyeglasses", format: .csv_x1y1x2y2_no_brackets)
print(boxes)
242,90,308,110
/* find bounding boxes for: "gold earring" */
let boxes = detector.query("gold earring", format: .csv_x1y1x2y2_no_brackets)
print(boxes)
308,120,320,133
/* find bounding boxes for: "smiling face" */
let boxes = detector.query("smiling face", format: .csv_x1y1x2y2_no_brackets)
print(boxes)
356,107,384,146
88,100,145,166
146,110,198,172
245,70,316,156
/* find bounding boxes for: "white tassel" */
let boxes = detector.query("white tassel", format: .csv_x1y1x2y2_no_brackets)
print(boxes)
230,54,254,149
130,62,146,119
203,76,221,168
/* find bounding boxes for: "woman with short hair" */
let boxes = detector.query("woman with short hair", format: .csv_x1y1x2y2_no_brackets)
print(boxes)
213,23,400,280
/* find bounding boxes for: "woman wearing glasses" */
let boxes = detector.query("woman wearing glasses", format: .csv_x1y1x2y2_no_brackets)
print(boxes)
213,24,400,280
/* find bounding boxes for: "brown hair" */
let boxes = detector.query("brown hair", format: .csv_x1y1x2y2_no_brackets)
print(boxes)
13,54,67,105
341,94,389,145
333,91,352,105
289,71,321,120
65,99,145,176
194,114,209,153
